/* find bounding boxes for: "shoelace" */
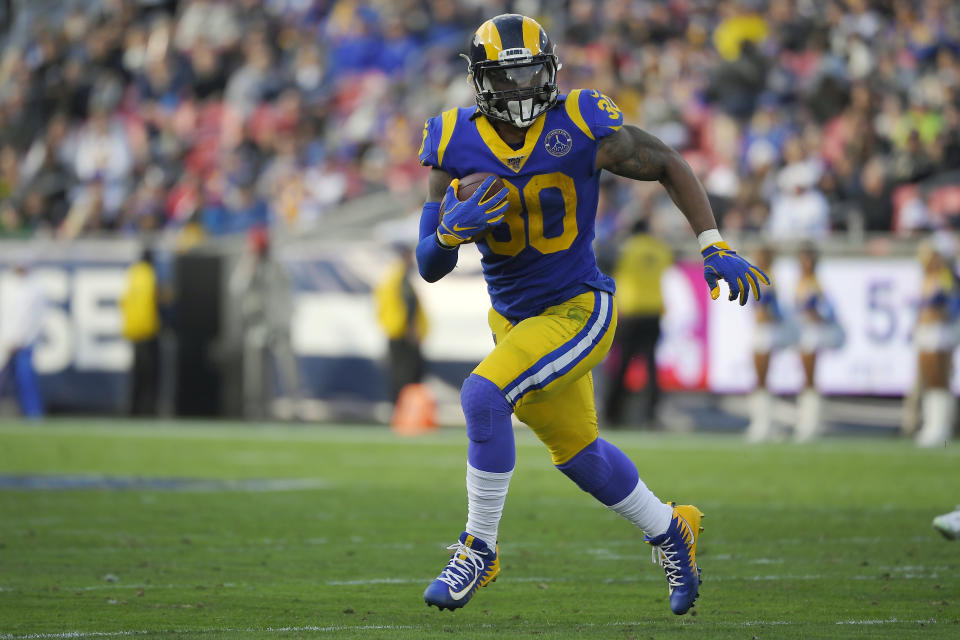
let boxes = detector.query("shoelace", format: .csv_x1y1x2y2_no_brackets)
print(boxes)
651,539,685,590
436,542,486,589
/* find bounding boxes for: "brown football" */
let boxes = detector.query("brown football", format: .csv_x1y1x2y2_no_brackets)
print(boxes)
455,172,505,201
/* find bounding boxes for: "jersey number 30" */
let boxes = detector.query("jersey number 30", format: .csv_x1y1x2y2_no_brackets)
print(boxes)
485,172,578,256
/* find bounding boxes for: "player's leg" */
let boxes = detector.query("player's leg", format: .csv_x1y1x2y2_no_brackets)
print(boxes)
795,348,822,442
748,351,774,442
425,290,617,609
916,334,954,447
509,293,702,614
747,336,774,442
425,298,549,610
12,346,43,419
422,366,510,610
518,374,673,532
517,375,704,615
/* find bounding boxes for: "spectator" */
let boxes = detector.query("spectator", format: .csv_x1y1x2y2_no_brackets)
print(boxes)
0,0,957,241
120,246,161,416
767,163,831,239
72,105,133,227
858,156,895,232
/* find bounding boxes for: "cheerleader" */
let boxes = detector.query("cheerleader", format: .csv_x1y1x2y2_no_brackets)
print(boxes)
746,246,786,442
793,243,844,442
914,239,958,447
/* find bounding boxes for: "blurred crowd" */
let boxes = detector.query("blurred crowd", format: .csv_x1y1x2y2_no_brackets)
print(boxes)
0,0,959,241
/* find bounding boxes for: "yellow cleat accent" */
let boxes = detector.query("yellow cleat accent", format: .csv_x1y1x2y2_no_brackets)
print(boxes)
671,504,704,566
479,545,500,588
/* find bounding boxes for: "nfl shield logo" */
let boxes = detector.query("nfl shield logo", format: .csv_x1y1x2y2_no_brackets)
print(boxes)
506,156,524,171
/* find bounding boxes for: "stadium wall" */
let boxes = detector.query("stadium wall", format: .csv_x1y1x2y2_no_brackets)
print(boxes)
0,239,956,415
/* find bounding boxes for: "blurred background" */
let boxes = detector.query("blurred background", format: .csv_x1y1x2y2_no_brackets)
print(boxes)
0,0,957,439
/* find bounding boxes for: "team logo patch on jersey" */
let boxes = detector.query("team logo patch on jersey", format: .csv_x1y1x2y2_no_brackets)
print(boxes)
544,129,573,157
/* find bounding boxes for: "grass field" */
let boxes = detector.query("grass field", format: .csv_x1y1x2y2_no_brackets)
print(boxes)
0,419,958,639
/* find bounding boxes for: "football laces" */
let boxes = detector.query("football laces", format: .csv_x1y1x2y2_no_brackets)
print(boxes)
436,542,486,589
651,539,685,590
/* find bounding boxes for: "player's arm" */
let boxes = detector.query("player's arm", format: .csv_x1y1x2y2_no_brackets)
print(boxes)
416,168,508,282
415,168,460,283
597,125,717,235
596,125,770,305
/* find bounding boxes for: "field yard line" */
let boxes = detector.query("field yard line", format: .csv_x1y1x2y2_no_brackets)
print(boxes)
835,618,938,625
10,567,947,596
6,422,954,456
0,618,940,639
2,571,912,593
0,626,418,639
325,573,869,585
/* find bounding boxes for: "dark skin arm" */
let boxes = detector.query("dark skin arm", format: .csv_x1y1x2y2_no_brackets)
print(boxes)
595,125,718,236
427,167,453,204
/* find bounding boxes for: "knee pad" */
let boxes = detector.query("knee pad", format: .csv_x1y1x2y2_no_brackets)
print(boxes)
461,374,512,443
556,438,639,505
556,439,611,493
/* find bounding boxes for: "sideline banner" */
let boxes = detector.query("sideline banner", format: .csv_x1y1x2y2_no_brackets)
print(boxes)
0,243,956,413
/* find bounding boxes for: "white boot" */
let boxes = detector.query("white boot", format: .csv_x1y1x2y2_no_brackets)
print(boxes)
746,389,774,443
794,389,823,442
917,388,955,448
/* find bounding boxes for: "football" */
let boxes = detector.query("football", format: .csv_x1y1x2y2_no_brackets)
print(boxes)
455,172,505,201
440,173,506,243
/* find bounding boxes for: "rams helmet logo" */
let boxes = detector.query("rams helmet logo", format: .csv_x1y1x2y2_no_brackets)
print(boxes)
463,14,560,129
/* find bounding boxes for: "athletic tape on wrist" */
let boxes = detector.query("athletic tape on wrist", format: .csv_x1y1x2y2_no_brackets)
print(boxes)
697,229,723,251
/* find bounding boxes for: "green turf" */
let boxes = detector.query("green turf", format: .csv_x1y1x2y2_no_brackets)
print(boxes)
0,419,958,639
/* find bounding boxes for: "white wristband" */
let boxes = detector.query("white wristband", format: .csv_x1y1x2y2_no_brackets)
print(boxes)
697,229,723,251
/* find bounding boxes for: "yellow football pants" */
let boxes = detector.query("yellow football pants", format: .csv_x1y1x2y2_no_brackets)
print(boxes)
473,290,617,465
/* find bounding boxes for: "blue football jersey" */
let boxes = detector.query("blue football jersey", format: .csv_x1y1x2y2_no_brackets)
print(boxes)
419,89,623,321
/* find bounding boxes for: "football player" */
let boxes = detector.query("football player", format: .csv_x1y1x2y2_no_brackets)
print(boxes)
415,14,769,615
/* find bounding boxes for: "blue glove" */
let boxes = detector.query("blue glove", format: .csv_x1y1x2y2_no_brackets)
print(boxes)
437,177,509,247
702,241,770,306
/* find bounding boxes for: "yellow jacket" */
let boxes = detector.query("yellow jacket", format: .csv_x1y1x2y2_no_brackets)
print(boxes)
375,261,428,340
614,234,672,316
120,262,160,341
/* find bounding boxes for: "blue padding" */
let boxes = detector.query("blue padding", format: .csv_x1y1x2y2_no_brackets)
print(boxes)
416,201,458,282
556,438,639,506
461,374,515,473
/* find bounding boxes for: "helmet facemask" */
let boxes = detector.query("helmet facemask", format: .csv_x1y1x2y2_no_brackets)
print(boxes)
468,54,559,128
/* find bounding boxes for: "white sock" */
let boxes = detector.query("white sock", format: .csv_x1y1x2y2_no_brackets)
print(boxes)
607,479,673,537
464,464,513,546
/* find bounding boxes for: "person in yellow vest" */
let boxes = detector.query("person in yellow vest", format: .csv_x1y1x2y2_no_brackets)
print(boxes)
375,244,429,403
604,219,673,428
120,246,160,415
